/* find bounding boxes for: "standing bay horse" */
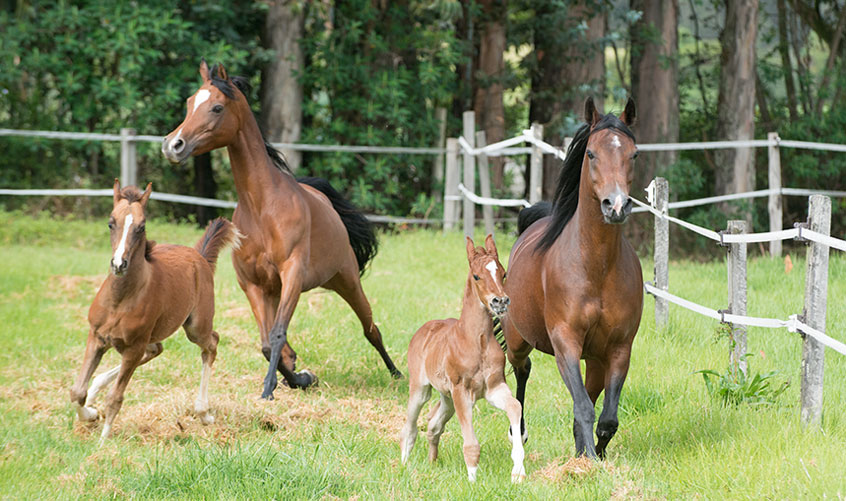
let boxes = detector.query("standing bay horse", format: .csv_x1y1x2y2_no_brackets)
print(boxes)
503,97,643,459
70,180,238,443
401,235,525,483
162,61,401,399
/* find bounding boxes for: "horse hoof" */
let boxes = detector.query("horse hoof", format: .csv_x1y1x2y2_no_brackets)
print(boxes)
390,368,404,379
511,472,526,484
78,406,99,422
298,370,318,389
199,413,215,425
260,391,275,401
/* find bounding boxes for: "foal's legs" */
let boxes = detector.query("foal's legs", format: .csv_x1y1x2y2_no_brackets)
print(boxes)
550,327,597,459
426,393,454,462
595,347,632,459
400,381,432,464
99,343,146,445
184,314,219,425
326,268,402,378
506,348,532,444
452,388,480,482
70,328,107,417
485,382,526,482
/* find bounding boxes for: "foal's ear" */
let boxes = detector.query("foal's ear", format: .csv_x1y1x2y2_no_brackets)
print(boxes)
113,178,122,204
140,182,153,208
585,97,601,127
484,234,498,258
199,59,211,84
620,97,636,127
465,236,476,260
216,63,229,81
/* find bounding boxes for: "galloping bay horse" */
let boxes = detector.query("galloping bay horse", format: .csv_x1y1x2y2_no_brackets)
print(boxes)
70,180,238,443
503,97,643,459
401,235,525,483
162,61,401,399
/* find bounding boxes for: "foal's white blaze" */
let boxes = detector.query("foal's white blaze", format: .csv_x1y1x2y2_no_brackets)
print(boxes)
193,89,210,113
112,213,134,270
485,260,498,283
611,134,622,148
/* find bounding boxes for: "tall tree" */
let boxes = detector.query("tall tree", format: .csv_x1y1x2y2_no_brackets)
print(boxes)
473,0,507,189
526,0,606,200
260,0,305,171
630,0,679,191
714,0,758,205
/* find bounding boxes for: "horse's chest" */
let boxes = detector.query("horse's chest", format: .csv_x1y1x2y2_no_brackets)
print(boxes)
234,241,280,291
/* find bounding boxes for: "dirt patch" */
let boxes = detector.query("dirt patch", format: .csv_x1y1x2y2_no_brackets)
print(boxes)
47,274,105,301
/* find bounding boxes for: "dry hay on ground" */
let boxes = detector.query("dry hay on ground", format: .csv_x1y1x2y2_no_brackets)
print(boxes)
534,456,648,499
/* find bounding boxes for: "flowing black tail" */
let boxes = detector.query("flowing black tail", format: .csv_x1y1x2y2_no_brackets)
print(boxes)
297,177,378,276
517,201,553,236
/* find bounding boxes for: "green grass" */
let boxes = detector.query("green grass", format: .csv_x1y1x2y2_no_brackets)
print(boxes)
1,209,845,499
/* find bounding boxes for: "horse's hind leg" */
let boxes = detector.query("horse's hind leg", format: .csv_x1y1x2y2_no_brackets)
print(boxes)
506,351,531,445
595,347,632,459
453,388,480,482
400,380,431,464
99,344,146,445
426,393,454,462
326,269,402,378
485,383,526,482
184,316,218,425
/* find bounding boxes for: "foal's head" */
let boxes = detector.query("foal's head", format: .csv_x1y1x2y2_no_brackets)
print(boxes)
109,179,151,276
162,60,249,164
583,97,638,224
465,235,509,317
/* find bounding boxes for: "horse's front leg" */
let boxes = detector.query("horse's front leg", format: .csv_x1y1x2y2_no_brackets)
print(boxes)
549,325,597,459
70,327,107,422
595,344,633,458
262,262,314,398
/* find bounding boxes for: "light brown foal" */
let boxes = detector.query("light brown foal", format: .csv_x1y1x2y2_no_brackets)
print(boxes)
401,235,526,483
69,180,238,444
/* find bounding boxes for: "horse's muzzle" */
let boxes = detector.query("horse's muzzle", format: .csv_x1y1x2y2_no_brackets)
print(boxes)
161,136,191,164
601,192,633,224
489,296,510,316
111,258,128,276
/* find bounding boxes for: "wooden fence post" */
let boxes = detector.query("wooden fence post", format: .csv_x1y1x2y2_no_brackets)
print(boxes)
476,131,495,236
727,220,748,377
432,107,448,202
654,177,669,329
768,132,783,257
529,123,543,204
800,194,831,426
120,128,137,187
463,111,476,238
443,138,460,231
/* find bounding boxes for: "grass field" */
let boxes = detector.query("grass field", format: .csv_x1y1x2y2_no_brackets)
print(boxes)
1,209,845,499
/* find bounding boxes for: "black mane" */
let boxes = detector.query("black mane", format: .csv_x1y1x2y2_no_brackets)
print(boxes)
535,113,635,252
208,64,292,175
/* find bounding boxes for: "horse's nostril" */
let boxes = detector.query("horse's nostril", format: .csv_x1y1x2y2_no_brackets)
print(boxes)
172,138,185,153
503,297,510,305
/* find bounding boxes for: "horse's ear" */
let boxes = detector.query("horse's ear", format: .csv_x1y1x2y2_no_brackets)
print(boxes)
484,234,498,258
585,97,600,127
216,63,229,81
199,59,210,84
140,182,152,208
620,97,636,127
465,236,476,260
113,178,121,204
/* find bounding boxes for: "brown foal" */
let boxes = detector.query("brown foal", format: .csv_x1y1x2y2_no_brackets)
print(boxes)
69,180,238,444
401,235,526,483
162,61,400,399
503,98,643,459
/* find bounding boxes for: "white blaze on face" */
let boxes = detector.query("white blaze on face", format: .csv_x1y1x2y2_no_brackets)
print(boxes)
112,213,133,270
192,89,211,114
611,134,622,149
485,260,499,284
612,193,624,214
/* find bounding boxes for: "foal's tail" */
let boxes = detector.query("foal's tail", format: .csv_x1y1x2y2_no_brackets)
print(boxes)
297,176,378,276
195,217,241,274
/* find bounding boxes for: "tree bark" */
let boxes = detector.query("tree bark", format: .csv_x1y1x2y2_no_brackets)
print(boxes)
630,0,679,192
260,0,304,171
529,1,605,201
473,0,507,190
777,0,798,121
193,152,218,226
715,0,758,210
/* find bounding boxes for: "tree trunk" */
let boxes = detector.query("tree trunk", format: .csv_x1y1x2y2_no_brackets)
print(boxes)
193,152,218,226
260,0,304,171
715,0,758,210
529,1,605,201
473,0,507,190
630,0,679,192
778,0,798,122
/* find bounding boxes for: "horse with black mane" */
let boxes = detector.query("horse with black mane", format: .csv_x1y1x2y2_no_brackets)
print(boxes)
162,61,401,399
502,97,643,459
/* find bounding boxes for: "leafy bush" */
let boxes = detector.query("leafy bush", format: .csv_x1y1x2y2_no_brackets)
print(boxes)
696,364,789,407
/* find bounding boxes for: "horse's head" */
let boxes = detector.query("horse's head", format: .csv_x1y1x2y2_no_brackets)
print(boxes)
162,60,247,164
109,179,151,276
584,97,638,224
466,235,509,317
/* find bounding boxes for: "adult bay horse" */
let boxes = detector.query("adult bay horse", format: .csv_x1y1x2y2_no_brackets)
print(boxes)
503,97,643,459
162,61,401,399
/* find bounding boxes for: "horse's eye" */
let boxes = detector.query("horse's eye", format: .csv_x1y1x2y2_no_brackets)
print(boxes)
632,151,639,160
586,150,595,160
502,272,507,280
473,274,480,281
211,104,224,114
136,224,145,233
108,222,114,230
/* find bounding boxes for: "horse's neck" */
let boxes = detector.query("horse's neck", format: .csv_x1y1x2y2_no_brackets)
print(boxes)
458,275,493,341
572,160,623,267
226,111,298,212
108,247,151,305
